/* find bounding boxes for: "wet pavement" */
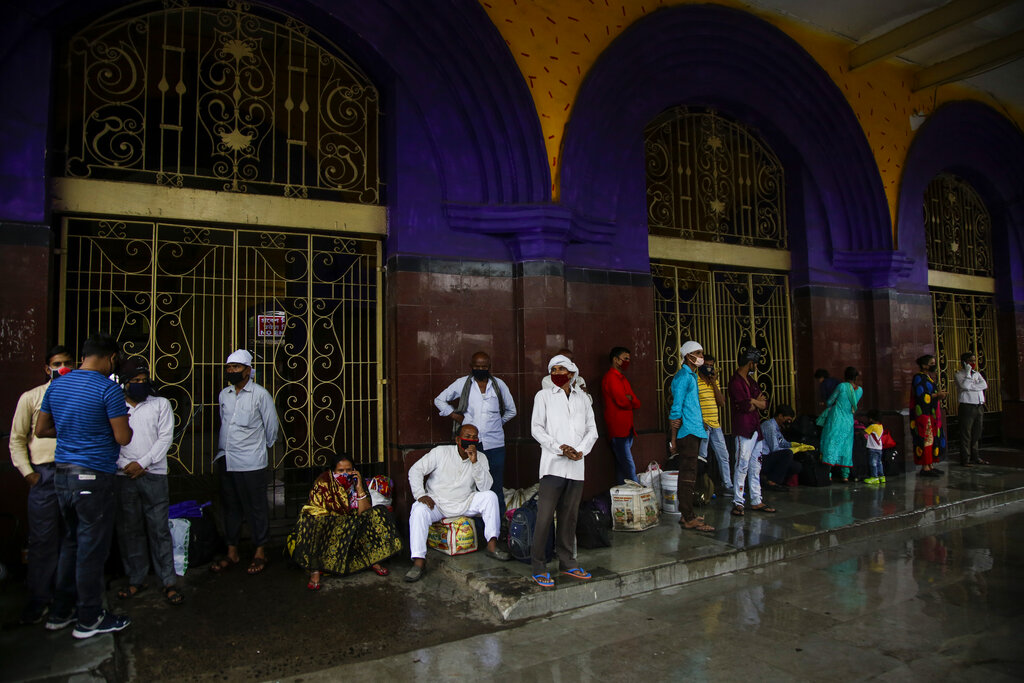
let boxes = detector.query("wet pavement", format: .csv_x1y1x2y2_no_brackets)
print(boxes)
1,461,1023,681
287,500,1024,682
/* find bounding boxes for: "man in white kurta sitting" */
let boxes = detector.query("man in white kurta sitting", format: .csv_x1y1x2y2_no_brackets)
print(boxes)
405,423,512,582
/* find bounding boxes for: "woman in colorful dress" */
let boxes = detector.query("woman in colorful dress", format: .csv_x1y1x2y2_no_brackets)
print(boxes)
290,453,402,590
909,354,947,477
819,366,863,482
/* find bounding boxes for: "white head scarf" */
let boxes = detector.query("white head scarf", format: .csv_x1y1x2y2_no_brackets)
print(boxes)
226,349,256,380
679,341,703,358
547,354,578,375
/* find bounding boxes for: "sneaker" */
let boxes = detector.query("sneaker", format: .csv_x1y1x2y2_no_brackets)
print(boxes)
71,611,131,640
864,477,880,485
19,603,49,626
879,476,886,484
44,609,76,631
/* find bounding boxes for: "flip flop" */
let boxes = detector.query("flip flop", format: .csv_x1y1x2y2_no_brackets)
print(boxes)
247,557,267,575
371,564,390,576
561,567,592,580
163,586,185,605
750,504,777,513
682,517,715,532
117,583,149,600
307,579,321,591
531,573,555,588
209,558,239,574
731,505,745,516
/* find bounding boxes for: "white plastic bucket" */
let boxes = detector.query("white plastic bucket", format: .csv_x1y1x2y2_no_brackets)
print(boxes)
661,470,680,514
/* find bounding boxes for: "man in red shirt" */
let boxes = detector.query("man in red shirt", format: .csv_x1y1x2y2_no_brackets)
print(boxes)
601,346,641,484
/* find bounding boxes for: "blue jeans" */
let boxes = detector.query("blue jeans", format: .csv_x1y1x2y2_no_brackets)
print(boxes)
26,464,63,609
116,473,176,587
54,465,117,624
482,446,507,519
868,448,883,477
699,426,732,490
610,436,638,485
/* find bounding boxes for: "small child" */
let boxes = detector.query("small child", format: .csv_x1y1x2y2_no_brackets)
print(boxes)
864,409,885,484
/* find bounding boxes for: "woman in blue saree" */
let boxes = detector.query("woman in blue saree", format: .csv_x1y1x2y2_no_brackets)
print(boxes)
819,366,863,482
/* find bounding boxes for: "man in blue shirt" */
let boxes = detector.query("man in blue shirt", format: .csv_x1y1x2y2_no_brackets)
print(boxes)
35,332,134,639
668,341,713,533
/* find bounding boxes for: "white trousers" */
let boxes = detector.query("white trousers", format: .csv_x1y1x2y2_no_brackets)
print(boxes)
732,434,763,508
409,490,501,559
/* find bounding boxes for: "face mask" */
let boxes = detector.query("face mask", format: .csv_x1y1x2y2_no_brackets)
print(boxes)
459,438,480,450
619,360,630,371
689,355,704,367
969,362,977,370
551,374,571,387
471,369,490,381
927,364,937,372
126,382,151,401
226,370,245,384
334,472,353,487
49,367,71,380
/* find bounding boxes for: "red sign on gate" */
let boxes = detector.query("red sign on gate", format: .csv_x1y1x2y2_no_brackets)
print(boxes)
256,313,286,339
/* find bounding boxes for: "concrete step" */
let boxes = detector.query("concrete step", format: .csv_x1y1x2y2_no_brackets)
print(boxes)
433,466,1024,621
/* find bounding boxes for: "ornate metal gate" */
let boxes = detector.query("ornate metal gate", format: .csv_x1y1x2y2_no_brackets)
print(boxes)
931,291,1001,417
652,263,795,432
59,216,382,516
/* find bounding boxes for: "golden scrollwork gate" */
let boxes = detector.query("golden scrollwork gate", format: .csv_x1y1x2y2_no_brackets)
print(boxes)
931,292,1001,417
652,263,795,432
59,216,383,514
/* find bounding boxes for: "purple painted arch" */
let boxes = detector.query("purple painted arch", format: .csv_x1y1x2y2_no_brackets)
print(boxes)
897,100,1024,304
559,4,895,281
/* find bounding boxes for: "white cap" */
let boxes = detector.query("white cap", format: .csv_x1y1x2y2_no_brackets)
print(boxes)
226,349,253,366
679,341,703,357
547,354,578,374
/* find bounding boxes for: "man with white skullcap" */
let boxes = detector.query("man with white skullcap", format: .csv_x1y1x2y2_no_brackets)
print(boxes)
668,341,715,533
209,349,280,575
528,354,599,588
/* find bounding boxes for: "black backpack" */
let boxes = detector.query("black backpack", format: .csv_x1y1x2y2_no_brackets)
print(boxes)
795,450,831,487
507,495,554,564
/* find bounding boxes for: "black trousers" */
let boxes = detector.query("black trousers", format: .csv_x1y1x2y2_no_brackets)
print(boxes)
958,403,984,464
217,459,270,547
762,449,801,484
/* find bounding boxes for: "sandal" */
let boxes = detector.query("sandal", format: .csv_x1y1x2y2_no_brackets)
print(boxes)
561,567,592,580
682,517,715,532
731,505,745,516
117,583,148,600
750,504,777,513
371,564,389,576
163,586,184,605
209,557,239,574
531,573,555,588
247,556,267,575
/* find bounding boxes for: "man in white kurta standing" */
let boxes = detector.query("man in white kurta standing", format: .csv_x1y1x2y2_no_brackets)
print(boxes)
434,352,517,519
529,354,599,588
209,349,279,576
405,423,511,582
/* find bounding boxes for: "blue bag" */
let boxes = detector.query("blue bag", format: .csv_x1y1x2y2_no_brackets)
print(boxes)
507,495,554,564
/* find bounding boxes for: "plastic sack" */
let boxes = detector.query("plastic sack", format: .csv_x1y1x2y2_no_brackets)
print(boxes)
427,516,479,556
609,481,660,531
637,462,663,509
168,518,191,576
367,475,393,507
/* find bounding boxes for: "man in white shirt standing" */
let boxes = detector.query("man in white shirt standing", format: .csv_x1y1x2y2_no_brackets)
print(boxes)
434,352,517,518
955,351,989,467
529,354,598,588
9,345,75,624
114,358,183,605
210,349,280,576
405,423,512,582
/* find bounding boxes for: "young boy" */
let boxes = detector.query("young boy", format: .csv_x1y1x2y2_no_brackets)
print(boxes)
864,410,885,485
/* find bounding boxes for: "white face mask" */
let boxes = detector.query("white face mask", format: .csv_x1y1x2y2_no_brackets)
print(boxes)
689,355,704,367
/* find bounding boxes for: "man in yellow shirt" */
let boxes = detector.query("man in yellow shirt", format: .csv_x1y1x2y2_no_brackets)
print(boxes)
8,345,75,624
697,353,732,494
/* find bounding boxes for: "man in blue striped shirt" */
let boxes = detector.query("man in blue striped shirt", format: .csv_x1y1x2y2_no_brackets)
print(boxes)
35,332,134,639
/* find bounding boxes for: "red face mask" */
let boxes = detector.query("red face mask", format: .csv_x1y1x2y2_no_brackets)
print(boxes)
619,360,630,371
551,374,571,387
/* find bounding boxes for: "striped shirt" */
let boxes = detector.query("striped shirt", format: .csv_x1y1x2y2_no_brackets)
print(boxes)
697,377,721,429
40,370,127,473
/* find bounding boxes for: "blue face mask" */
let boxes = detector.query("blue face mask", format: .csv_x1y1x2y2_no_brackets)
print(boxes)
126,382,151,401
